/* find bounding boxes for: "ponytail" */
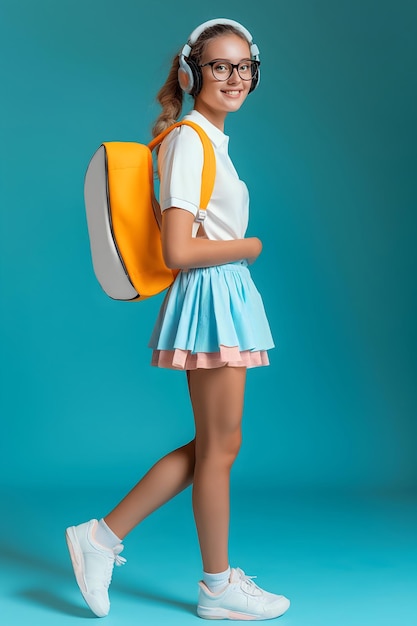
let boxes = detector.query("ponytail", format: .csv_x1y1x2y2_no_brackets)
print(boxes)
151,54,183,138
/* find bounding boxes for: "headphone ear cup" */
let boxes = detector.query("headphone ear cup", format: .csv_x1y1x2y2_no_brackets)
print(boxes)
249,66,260,93
178,55,194,94
187,58,202,96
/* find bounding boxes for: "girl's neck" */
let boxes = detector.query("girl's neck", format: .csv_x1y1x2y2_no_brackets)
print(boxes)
194,102,227,132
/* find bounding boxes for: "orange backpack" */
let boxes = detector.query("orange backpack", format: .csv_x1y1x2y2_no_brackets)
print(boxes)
84,121,216,301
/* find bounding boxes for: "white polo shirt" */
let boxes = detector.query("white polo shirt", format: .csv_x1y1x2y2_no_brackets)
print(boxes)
158,109,249,241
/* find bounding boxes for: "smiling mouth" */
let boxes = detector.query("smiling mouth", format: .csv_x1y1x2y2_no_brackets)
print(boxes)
221,90,242,95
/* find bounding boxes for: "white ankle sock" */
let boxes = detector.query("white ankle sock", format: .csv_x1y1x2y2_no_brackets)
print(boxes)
203,566,231,594
94,518,122,549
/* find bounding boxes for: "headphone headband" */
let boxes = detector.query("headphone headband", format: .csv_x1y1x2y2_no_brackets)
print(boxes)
180,18,259,61
188,18,254,46
178,18,261,96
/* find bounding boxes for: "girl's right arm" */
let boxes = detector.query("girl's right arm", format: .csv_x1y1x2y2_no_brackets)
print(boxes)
162,208,262,270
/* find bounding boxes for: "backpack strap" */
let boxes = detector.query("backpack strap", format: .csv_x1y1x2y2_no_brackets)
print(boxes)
148,120,216,221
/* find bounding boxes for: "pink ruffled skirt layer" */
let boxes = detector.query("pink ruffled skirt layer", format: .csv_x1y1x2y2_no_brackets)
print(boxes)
149,261,274,370
152,345,270,370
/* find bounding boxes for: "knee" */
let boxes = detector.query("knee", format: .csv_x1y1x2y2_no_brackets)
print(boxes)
226,430,242,462
197,429,242,468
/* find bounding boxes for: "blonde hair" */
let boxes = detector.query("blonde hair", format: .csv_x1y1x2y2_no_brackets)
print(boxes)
151,24,249,138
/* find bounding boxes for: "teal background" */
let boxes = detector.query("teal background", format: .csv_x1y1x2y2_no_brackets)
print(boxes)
1,0,416,492
1,2,417,625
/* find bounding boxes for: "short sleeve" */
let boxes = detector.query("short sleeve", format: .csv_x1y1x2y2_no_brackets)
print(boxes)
158,125,204,216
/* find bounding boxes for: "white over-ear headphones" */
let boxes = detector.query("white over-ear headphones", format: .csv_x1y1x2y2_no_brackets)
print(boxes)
178,18,261,96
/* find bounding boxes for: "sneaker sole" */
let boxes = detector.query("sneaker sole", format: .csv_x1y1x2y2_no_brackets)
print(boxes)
65,526,88,594
65,526,109,618
197,598,291,620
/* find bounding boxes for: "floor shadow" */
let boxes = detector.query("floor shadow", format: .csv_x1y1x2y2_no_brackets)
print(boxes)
0,543,71,580
113,581,196,616
16,589,94,618
2,543,195,617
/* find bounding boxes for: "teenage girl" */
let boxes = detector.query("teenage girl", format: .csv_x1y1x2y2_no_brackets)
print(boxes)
66,18,290,621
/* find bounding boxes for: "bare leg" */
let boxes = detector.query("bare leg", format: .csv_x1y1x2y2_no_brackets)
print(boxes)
188,366,246,574
104,439,195,539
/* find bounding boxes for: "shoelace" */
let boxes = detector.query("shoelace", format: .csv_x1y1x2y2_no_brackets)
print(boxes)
235,568,263,596
103,544,126,587
113,545,127,567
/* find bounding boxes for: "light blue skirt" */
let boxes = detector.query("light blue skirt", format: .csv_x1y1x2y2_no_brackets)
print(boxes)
149,260,274,369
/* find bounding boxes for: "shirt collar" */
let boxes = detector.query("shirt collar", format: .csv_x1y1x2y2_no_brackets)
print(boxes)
183,109,229,149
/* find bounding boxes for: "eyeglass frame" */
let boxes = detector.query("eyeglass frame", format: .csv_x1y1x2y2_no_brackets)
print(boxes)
199,58,261,82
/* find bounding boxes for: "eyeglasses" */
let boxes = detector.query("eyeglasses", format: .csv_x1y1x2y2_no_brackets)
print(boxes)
199,59,260,82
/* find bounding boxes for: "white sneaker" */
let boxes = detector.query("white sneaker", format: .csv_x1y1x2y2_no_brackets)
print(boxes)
197,567,290,620
65,519,126,617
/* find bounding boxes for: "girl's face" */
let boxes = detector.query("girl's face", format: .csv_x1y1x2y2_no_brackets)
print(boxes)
194,34,252,130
